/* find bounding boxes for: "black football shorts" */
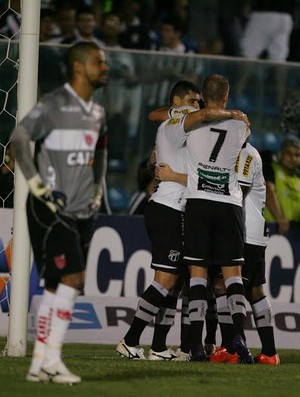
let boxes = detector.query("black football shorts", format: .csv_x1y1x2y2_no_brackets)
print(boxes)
144,200,184,274
26,194,95,281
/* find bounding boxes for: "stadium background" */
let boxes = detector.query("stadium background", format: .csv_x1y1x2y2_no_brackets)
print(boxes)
0,1,300,351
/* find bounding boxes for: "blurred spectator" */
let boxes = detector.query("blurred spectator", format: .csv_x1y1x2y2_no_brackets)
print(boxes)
173,0,189,23
187,0,223,55
149,0,190,47
84,0,106,30
175,0,248,56
151,0,188,25
96,11,141,162
39,8,59,42
38,8,65,95
153,17,195,53
281,91,300,137
241,0,295,61
146,16,198,114
0,144,14,208
236,1,297,109
116,0,151,49
98,12,122,47
50,2,79,44
264,135,300,234
128,157,156,215
75,5,102,45
41,0,56,10
218,0,249,57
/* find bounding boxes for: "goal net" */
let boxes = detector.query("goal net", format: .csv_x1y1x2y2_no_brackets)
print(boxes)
0,0,41,356
0,0,20,323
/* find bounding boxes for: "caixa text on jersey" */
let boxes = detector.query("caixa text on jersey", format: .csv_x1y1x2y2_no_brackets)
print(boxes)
67,151,94,166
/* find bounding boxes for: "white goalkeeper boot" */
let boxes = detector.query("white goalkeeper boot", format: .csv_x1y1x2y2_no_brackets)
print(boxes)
26,372,41,382
38,360,81,384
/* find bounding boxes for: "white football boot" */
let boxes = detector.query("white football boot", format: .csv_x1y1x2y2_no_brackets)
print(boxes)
38,361,81,384
173,348,190,361
148,348,177,361
116,339,146,360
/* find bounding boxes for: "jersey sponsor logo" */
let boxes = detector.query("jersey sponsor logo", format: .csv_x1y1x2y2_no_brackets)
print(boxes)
168,250,180,262
167,118,180,125
198,162,230,172
197,169,230,195
173,109,191,115
235,153,241,173
67,151,94,166
243,155,253,176
60,105,81,112
198,180,230,195
198,168,229,185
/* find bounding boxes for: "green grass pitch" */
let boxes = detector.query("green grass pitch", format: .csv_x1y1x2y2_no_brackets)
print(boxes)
1,338,300,397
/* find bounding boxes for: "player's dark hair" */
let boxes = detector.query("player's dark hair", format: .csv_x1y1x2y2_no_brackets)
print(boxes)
202,74,229,102
169,80,200,105
66,41,103,80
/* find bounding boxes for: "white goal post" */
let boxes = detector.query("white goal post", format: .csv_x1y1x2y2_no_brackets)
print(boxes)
4,0,41,357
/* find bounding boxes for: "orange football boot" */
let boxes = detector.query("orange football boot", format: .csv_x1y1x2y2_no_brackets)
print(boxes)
210,347,239,364
255,353,280,365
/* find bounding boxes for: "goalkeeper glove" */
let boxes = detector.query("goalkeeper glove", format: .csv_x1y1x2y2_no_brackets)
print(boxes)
27,174,66,213
88,184,102,214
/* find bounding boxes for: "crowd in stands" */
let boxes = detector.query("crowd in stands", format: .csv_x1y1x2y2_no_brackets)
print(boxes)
1,0,300,223
1,0,300,60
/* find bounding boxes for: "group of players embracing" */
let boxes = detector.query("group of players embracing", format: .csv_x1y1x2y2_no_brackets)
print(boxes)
116,76,279,366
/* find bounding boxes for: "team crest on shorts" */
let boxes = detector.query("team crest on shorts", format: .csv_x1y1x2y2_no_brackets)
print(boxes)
54,254,66,269
168,250,180,262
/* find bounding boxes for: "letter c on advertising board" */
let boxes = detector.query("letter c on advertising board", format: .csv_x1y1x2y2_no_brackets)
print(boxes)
265,235,294,302
84,226,153,297
85,227,123,296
